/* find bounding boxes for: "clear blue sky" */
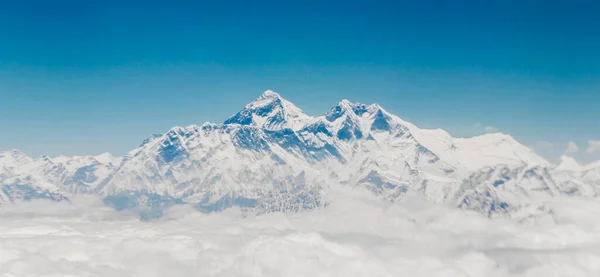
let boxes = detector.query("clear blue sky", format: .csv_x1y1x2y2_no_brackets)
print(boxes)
1,0,599,162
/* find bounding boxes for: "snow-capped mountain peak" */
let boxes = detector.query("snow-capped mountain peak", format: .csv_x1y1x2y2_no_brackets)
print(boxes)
416,132,550,173
2,89,598,217
322,100,371,140
224,90,312,130
37,154,54,163
0,149,31,163
556,155,583,171
257,89,280,99
556,155,600,173
321,100,409,141
325,100,366,121
94,152,118,164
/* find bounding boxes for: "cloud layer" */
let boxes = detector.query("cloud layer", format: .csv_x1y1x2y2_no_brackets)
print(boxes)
0,192,599,277
586,140,600,154
565,141,580,154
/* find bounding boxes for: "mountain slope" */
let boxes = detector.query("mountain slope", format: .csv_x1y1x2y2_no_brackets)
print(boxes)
1,90,598,216
224,90,312,131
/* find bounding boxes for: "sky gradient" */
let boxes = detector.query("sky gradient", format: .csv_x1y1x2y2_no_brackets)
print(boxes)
1,0,599,162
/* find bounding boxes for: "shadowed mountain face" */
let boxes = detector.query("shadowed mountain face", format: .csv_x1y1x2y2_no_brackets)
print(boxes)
1,90,598,216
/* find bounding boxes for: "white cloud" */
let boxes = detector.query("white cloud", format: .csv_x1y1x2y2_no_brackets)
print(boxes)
565,141,579,154
586,140,600,154
1,194,600,276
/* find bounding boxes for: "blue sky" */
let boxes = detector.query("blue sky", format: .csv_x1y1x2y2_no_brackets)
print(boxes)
1,0,599,162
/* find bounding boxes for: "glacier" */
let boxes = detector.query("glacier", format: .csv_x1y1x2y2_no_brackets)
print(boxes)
1,90,598,217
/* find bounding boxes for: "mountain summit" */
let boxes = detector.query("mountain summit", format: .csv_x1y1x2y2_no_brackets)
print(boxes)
1,90,598,216
224,90,312,131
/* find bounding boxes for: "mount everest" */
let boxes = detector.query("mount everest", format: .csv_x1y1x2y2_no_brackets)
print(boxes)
1,90,598,217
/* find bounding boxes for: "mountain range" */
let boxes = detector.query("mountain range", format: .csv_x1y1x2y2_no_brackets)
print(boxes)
1,90,599,217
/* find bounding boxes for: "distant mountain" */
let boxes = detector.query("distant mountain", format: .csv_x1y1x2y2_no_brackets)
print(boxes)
1,90,598,217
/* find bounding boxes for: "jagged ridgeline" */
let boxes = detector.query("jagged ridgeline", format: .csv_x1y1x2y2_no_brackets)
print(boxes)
1,90,599,218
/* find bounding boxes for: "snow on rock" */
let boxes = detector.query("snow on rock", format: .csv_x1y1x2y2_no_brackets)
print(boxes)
1,90,598,216
224,90,312,131
556,155,583,171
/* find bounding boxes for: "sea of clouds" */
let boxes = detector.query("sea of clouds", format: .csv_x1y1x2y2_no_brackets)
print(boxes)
1,188,599,277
